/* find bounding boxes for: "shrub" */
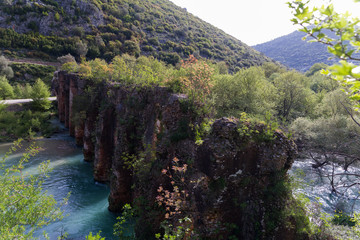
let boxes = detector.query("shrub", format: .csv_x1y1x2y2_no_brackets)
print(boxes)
57,53,76,65
0,140,65,238
30,79,51,111
0,76,14,99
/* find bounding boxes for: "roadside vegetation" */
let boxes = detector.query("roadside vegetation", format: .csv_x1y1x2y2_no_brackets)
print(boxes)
0,55,56,142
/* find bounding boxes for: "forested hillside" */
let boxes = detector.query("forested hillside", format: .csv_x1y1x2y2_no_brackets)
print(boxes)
0,0,271,72
253,30,338,72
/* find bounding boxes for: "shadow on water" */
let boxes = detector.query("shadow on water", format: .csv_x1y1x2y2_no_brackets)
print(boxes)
0,131,119,239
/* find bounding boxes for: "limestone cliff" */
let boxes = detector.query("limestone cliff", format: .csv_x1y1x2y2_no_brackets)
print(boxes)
53,71,307,239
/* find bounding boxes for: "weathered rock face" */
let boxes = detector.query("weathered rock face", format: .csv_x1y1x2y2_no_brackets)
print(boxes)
193,118,298,239
53,71,301,239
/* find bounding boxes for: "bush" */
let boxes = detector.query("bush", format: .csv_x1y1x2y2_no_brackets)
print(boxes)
0,140,65,238
0,76,14,99
30,79,51,111
123,40,140,56
57,53,76,65
0,55,14,79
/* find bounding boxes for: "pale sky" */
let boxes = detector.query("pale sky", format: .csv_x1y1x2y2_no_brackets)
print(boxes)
170,0,360,46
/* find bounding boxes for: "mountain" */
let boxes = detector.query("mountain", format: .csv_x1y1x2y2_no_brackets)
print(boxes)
0,0,271,72
253,30,338,72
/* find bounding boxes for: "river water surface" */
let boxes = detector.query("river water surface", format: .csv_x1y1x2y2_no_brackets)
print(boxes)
290,159,360,215
0,131,118,239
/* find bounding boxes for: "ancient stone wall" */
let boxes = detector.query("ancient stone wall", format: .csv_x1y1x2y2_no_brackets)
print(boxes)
53,71,304,239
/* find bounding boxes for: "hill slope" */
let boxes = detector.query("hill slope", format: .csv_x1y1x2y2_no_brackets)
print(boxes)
0,0,271,72
253,30,338,72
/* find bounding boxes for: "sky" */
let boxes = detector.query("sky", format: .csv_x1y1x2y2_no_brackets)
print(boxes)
170,0,360,46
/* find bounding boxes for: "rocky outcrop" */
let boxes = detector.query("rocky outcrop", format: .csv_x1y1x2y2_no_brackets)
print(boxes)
53,71,304,239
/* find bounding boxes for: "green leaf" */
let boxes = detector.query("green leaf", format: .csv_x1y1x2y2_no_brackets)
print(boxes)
295,6,313,20
322,4,334,16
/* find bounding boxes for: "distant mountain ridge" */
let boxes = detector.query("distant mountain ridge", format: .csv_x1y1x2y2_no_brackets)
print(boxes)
253,30,338,72
0,0,272,72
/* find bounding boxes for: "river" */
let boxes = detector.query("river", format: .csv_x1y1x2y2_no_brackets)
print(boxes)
0,130,119,239
290,159,360,215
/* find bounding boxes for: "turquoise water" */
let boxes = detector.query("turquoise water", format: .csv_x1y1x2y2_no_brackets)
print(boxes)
0,133,119,239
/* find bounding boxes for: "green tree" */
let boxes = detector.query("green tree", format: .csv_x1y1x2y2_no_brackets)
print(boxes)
273,71,315,121
314,89,351,118
213,66,277,118
0,140,65,239
288,0,360,109
261,61,286,79
30,79,51,111
305,63,328,77
0,75,14,100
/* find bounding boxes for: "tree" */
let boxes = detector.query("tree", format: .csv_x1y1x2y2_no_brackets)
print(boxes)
212,66,277,117
57,53,76,65
288,0,360,109
0,140,64,239
261,61,286,79
0,75,14,100
0,55,14,79
273,71,315,121
76,40,88,59
305,63,328,77
30,79,51,111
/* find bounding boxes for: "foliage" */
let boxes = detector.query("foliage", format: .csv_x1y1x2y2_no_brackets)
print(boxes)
113,204,136,240
155,217,192,240
155,157,192,240
156,157,189,220
305,63,328,77
178,55,214,104
0,139,65,239
85,232,106,240
0,55,14,79
76,40,88,58
332,211,355,227
237,112,280,144
0,109,56,142
288,0,360,109
194,118,213,145
0,75,14,99
57,54,76,65
261,61,286,79
213,66,277,118
273,71,315,121
10,63,56,87
314,89,351,118
30,79,51,111
65,55,168,87
290,115,360,154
